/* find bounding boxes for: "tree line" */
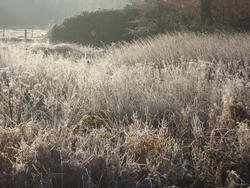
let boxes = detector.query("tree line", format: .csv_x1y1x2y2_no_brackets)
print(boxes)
129,0,250,34
48,0,250,45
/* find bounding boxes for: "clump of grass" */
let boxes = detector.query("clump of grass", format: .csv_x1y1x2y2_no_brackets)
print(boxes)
0,32,250,187
73,116,106,134
0,116,249,187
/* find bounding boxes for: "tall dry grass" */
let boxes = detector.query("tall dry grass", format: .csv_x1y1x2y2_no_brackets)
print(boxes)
0,32,249,187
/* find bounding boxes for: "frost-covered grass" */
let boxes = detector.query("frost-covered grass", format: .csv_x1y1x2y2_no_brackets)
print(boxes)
0,28,46,40
0,32,249,187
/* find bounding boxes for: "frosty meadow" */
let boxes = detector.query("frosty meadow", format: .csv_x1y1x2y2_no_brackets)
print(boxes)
0,32,249,187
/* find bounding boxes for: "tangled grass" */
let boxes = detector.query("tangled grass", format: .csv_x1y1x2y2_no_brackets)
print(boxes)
0,32,249,187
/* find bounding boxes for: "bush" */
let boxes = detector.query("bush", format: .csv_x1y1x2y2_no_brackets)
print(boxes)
48,8,139,46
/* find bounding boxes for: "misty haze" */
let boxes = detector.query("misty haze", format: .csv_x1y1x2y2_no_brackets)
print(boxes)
0,0,129,26
0,0,249,188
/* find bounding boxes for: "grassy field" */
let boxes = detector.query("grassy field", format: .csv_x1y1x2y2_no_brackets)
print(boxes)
0,32,249,187
0,28,46,42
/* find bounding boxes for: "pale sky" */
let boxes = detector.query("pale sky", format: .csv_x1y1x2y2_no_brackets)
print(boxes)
0,0,129,26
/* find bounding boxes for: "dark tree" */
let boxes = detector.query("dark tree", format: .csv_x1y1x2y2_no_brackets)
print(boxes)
201,0,213,25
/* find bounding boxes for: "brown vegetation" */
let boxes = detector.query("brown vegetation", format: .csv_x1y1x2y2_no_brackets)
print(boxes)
0,32,250,187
